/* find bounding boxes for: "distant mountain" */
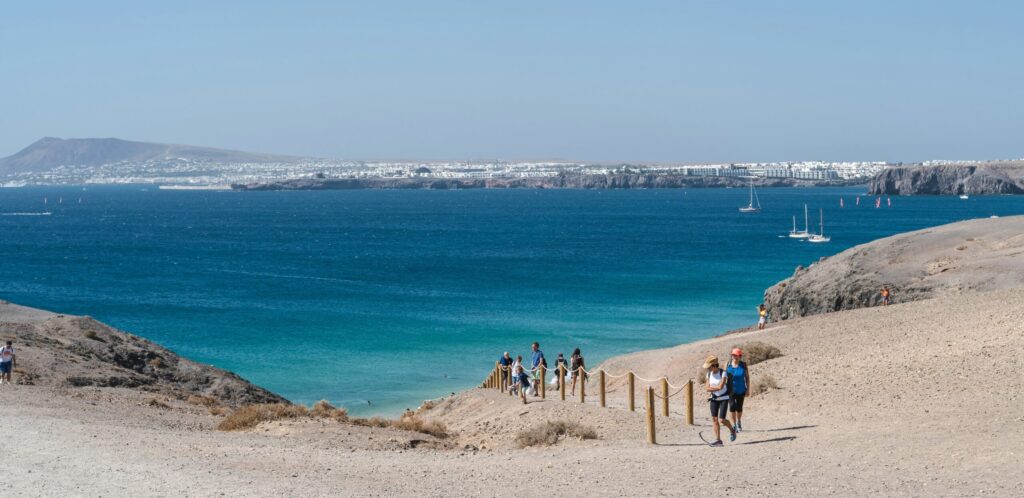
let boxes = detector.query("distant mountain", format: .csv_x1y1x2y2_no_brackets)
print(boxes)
0,137,303,174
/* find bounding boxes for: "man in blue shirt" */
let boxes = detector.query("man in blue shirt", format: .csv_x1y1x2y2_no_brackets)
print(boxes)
498,352,513,388
530,342,544,395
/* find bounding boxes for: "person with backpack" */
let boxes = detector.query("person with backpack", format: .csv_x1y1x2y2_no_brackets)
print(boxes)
726,348,750,431
0,340,15,385
703,355,737,446
553,353,569,390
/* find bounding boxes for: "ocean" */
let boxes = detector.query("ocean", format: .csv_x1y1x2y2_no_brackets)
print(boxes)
1,186,1020,415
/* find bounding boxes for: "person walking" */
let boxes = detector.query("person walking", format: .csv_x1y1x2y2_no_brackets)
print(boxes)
553,353,569,390
0,340,15,385
513,364,530,404
498,352,513,389
757,304,768,330
881,286,891,306
726,348,750,431
569,348,587,396
703,355,737,447
529,342,545,396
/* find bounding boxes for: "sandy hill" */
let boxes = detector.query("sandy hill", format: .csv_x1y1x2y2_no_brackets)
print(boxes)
0,137,302,174
763,215,1024,321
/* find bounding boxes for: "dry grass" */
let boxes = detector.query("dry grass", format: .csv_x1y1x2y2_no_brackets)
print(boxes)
311,400,349,421
392,412,448,439
737,341,783,365
350,416,391,428
217,403,310,431
83,330,106,342
187,395,219,407
144,397,170,409
749,374,778,396
209,406,228,416
515,420,598,448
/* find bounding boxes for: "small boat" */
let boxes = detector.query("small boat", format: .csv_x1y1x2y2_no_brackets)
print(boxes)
738,178,761,213
959,194,969,200
788,205,810,239
808,209,831,243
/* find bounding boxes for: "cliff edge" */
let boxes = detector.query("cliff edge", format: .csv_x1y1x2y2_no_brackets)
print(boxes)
867,162,1024,195
762,215,1024,321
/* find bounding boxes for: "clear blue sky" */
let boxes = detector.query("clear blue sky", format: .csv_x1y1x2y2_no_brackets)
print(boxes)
2,1,1021,162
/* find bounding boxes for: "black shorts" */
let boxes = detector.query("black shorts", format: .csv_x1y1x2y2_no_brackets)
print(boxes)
729,394,745,412
709,398,728,419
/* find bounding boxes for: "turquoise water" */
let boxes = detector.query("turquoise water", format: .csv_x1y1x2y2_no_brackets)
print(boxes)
1,186,1020,415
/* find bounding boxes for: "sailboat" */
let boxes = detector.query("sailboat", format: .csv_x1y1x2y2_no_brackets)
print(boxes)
808,209,831,243
738,178,761,213
788,204,810,238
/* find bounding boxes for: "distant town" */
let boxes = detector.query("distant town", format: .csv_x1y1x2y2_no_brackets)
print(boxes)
2,158,894,187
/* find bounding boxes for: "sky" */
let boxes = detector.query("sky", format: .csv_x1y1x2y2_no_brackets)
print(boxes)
1,0,1022,163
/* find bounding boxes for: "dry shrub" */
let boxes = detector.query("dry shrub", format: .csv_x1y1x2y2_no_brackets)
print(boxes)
311,400,349,421
209,406,228,416
144,397,170,409
187,395,219,407
83,330,106,342
392,412,448,439
515,420,597,448
351,416,391,428
217,403,309,431
418,399,437,412
148,357,165,369
738,341,783,365
749,374,778,396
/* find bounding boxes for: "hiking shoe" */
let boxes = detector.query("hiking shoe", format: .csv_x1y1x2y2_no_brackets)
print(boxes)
729,429,737,442
709,440,723,447
737,421,743,431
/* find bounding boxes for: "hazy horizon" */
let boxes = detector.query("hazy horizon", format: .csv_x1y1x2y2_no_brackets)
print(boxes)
3,1,1022,163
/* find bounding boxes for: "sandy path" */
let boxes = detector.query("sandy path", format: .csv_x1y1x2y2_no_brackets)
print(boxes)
1,290,1022,496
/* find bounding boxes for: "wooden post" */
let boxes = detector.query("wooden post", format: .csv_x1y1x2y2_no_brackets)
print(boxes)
599,370,606,408
539,365,546,399
578,367,585,403
559,364,566,401
496,362,502,392
685,380,694,425
645,387,656,444
627,372,635,412
661,378,669,417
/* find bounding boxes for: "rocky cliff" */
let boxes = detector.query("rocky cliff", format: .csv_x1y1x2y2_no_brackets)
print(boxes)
0,302,287,406
867,162,1024,195
233,173,859,191
762,215,1024,321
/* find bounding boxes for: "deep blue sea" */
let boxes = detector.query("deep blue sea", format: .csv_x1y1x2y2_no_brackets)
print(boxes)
1,186,1020,415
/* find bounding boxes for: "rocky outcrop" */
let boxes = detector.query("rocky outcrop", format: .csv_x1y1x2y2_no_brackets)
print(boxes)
0,305,286,406
233,174,860,191
762,215,1024,321
867,162,1024,195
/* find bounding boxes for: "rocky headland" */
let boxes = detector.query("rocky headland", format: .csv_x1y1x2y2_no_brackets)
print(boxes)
868,161,1024,195
762,215,1024,320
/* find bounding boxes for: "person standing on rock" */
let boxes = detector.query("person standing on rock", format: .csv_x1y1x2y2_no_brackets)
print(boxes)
757,304,768,330
704,355,737,446
726,348,750,432
0,340,15,385
881,286,891,306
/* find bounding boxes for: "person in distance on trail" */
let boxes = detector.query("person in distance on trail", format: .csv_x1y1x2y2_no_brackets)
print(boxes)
570,348,587,396
530,342,545,396
881,286,891,306
498,352,513,389
0,340,15,385
513,364,530,404
553,353,569,390
757,304,768,330
726,348,750,432
704,355,737,447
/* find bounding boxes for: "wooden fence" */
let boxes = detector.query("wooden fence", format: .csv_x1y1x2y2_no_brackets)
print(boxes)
484,363,694,444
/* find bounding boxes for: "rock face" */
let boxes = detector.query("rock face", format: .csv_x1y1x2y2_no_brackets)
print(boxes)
868,163,1024,195
233,174,860,191
0,303,286,406
762,215,1024,321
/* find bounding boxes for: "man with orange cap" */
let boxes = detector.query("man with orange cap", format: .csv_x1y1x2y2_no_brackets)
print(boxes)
726,348,750,431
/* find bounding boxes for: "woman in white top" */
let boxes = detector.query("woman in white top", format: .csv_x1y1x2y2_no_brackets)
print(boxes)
703,355,737,447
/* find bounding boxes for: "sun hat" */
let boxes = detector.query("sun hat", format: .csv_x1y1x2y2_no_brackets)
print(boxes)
702,355,718,369
731,348,742,357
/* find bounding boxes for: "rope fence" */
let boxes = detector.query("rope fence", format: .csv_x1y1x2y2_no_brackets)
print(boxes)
482,361,696,442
